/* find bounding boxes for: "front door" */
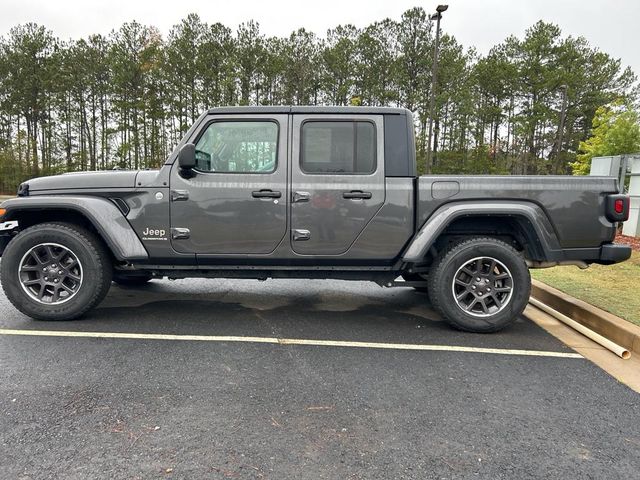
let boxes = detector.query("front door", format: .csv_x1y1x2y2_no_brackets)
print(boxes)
169,114,288,255
290,114,385,255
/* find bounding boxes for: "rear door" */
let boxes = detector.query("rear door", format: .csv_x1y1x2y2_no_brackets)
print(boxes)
169,114,288,255
290,114,385,255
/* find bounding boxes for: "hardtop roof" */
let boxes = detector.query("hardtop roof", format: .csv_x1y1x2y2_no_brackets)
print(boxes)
206,105,410,115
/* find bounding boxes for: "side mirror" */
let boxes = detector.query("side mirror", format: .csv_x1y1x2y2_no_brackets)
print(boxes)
178,143,196,170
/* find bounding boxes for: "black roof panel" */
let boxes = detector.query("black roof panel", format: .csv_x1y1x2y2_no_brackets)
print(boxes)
207,105,410,115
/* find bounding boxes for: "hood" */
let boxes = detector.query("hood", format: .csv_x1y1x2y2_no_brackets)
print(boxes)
22,170,141,194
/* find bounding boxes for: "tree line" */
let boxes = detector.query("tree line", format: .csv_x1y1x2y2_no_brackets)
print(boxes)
0,7,638,194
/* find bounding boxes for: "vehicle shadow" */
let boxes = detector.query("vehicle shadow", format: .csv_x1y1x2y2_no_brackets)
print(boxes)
76,279,551,350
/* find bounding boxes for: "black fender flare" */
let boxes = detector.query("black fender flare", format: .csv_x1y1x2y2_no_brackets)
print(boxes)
0,196,148,261
402,200,562,263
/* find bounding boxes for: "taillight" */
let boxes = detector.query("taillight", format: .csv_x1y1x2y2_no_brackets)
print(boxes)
614,199,624,214
606,194,629,222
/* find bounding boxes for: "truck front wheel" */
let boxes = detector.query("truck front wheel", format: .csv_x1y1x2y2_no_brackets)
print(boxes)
0,222,113,321
427,237,530,333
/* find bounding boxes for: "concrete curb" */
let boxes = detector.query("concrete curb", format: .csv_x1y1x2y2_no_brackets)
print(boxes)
530,279,640,355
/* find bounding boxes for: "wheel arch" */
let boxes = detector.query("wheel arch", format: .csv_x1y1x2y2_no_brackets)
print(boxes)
402,201,562,264
1,196,148,262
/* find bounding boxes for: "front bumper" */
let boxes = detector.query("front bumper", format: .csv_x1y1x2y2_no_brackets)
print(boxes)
599,243,632,264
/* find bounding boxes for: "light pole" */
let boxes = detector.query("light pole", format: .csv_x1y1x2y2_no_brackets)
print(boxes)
426,4,448,173
554,84,568,173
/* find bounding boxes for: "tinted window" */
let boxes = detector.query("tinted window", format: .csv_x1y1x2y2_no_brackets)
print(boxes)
195,121,278,173
301,121,376,174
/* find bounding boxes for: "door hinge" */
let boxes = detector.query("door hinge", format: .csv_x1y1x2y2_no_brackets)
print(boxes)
292,229,311,241
171,227,191,240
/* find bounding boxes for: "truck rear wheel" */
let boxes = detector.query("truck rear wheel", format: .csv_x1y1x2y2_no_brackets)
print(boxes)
427,237,530,333
0,222,112,321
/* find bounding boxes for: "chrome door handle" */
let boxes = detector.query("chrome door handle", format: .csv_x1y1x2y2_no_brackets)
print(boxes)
171,227,191,240
292,229,311,241
343,190,372,199
293,191,310,203
171,189,189,201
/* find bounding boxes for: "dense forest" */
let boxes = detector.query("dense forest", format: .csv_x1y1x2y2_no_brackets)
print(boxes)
0,7,638,193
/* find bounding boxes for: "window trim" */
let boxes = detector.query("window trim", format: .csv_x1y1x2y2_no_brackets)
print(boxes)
191,118,280,175
299,119,378,175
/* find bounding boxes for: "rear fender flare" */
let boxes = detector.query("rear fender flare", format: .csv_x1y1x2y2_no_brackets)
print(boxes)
402,201,562,263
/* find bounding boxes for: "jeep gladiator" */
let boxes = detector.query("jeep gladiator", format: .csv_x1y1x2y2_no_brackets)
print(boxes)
0,106,632,332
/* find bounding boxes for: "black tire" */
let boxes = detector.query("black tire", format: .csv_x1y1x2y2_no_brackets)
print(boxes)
113,273,153,286
0,222,112,321
427,237,530,333
402,273,430,294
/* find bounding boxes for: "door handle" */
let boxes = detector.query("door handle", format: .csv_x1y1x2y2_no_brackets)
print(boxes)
292,229,311,241
343,190,372,199
252,189,282,199
292,191,310,203
171,189,189,202
171,227,191,240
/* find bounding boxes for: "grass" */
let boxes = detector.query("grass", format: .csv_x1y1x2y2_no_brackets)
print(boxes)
531,251,640,326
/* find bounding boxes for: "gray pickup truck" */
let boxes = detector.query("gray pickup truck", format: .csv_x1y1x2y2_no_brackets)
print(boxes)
0,106,631,332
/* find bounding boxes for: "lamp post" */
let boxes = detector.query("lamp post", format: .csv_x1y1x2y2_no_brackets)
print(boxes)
554,84,568,173
426,4,448,173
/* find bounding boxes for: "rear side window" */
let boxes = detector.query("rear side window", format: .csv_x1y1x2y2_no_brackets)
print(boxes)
194,121,278,173
301,121,376,174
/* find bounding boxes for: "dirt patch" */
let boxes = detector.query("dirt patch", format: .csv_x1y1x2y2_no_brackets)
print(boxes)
616,233,640,252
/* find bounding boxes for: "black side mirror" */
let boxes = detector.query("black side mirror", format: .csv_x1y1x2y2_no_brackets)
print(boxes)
178,143,196,170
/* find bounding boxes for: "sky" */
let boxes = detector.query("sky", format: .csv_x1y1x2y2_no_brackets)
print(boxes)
0,0,638,75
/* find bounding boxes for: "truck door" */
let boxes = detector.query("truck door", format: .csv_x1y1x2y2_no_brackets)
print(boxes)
290,114,385,255
169,114,288,255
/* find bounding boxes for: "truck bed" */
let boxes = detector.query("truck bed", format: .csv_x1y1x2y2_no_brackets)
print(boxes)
417,175,619,249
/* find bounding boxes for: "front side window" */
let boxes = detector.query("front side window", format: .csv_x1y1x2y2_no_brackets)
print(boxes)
301,121,376,174
194,121,278,173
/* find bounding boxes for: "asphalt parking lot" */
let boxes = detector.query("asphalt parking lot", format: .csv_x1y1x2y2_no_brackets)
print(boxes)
1,278,639,479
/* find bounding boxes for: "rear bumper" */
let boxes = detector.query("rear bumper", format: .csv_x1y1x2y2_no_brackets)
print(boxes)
598,243,632,264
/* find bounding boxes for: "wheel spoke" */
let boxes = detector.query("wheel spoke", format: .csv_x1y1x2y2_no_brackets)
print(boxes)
45,245,56,261
478,298,489,313
66,273,81,283
30,250,46,265
465,299,478,311
456,291,470,301
38,284,46,299
23,279,42,286
455,278,470,286
488,259,496,274
490,293,502,307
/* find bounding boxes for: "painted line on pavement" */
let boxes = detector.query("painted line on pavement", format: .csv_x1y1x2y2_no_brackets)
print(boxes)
0,328,583,358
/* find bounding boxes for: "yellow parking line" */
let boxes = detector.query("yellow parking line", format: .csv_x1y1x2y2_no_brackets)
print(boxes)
0,328,583,358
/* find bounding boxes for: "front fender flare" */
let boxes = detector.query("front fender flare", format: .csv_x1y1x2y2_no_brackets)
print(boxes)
0,196,148,261
402,201,562,263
